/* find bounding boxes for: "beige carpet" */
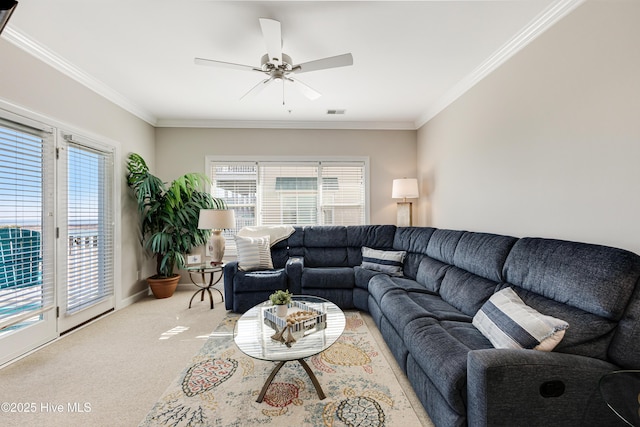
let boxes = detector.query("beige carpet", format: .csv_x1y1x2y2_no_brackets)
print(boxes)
0,286,432,426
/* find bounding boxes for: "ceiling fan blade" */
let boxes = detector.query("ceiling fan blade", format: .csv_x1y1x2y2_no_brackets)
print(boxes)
288,77,321,100
293,53,353,74
259,18,282,64
194,57,261,72
240,78,274,100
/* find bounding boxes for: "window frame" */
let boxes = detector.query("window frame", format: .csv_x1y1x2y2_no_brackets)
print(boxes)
205,155,370,256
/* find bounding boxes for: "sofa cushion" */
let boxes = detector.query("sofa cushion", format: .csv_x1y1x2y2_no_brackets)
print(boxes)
232,269,287,292
473,287,569,351
425,228,465,264
407,291,473,322
503,238,640,320
610,284,640,369
271,238,290,269
393,227,435,255
346,225,396,265
368,274,401,304
498,284,618,361
393,227,436,279
404,317,492,414
302,226,349,267
378,289,433,339
304,225,347,247
416,256,451,293
452,232,516,282
301,267,354,289
354,265,383,290
235,235,273,271
368,274,428,306
287,227,305,257
361,246,406,277
374,282,472,342
439,267,499,316
303,247,349,267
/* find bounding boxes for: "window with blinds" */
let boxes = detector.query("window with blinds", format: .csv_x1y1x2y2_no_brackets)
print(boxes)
261,164,319,225
0,118,55,333
64,139,114,313
209,158,367,255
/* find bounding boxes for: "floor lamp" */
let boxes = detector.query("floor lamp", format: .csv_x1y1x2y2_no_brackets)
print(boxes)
198,209,236,265
392,178,419,227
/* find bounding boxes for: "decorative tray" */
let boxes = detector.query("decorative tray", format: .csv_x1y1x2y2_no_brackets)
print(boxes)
264,301,327,333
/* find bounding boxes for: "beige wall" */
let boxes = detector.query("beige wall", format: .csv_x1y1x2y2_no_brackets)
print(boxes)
155,127,417,225
417,0,640,254
0,39,156,302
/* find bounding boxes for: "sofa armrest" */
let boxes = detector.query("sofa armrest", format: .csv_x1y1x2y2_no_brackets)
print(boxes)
467,349,625,427
223,261,239,311
285,257,304,294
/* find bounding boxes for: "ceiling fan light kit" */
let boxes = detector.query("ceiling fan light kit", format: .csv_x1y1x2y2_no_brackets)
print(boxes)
195,18,353,103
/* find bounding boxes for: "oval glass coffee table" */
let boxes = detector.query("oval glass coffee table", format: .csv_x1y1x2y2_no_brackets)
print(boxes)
234,295,346,403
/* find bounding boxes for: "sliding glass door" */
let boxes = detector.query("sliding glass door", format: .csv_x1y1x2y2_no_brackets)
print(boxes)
57,136,115,333
0,111,116,365
0,117,57,366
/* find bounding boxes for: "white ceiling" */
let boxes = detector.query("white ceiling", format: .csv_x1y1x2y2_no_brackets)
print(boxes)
4,1,582,129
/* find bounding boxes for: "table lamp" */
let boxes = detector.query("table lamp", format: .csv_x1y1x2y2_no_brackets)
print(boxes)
392,178,419,226
198,209,236,264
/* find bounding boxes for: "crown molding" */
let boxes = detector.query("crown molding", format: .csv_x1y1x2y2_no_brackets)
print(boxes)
414,0,585,129
155,118,416,130
3,27,158,126
3,0,584,132
3,26,411,131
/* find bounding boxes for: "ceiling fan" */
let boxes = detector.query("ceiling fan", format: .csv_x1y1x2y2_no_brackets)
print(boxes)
195,18,353,102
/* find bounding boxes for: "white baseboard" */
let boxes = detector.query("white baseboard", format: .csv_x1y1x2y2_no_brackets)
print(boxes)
117,288,149,310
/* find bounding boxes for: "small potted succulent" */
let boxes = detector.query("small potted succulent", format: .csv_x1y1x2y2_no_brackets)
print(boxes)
270,289,292,317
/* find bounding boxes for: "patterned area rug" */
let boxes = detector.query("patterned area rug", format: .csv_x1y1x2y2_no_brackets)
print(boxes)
139,311,424,427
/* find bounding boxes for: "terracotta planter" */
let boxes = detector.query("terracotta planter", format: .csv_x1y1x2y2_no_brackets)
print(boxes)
147,274,180,299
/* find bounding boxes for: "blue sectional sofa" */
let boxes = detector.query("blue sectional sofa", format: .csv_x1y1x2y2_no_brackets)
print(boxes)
223,225,640,426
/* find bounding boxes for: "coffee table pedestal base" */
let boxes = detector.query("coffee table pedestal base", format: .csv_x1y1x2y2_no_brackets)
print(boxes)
256,358,325,403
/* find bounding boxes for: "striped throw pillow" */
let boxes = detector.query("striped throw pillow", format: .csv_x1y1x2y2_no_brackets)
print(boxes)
472,287,569,351
235,235,273,271
361,247,407,277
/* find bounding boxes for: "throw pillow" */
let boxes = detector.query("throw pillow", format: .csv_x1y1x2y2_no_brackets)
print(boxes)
472,287,569,351
361,247,407,277
237,225,295,246
235,235,273,271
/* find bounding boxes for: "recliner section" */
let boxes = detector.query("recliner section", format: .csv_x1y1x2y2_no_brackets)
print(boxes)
223,225,640,427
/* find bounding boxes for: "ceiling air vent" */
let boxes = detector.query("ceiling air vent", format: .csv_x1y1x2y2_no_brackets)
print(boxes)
326,109,346,115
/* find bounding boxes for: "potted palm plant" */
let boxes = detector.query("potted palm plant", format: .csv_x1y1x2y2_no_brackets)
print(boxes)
126,153,226,298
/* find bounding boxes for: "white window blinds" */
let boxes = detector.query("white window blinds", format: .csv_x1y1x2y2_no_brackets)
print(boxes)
260,164,319,225
209,159,367,255
0,118,55,332
63,138,115,313
320,164,366,225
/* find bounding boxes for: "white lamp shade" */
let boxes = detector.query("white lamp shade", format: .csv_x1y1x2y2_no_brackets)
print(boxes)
197,209,236,230
392,178,419,199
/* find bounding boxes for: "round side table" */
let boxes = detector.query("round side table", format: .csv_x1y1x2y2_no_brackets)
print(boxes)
185,263,225,309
